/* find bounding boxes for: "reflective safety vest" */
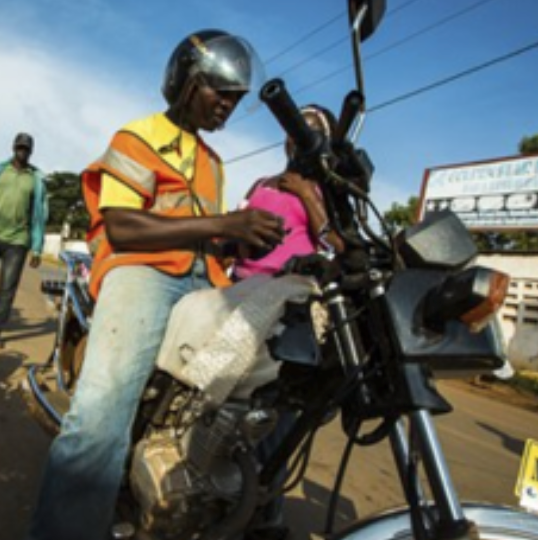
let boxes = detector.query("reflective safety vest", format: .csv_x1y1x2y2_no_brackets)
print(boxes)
82,125,231,299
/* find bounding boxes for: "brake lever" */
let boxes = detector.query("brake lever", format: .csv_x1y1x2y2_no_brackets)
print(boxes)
276,254,341,287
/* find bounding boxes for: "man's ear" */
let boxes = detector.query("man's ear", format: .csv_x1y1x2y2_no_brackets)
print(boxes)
180,77,198,109
168,76,198,125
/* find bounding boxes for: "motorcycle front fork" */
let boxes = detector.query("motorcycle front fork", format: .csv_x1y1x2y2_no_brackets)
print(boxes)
324,280,472,540
390,414,473,539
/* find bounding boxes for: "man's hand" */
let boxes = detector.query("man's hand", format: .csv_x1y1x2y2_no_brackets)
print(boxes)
29,254,41,268
223,208,285,252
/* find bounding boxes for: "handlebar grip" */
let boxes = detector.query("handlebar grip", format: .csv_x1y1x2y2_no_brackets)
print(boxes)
334,90,363,144
259,78,321,156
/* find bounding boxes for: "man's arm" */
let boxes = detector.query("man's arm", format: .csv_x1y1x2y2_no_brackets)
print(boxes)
103,207,285,253
29,170,49,268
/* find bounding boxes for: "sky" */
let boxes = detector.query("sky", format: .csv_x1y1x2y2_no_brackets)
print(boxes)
1,0,538,213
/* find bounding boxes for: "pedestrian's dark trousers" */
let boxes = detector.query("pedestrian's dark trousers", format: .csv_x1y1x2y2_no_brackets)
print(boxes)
0,240,28,328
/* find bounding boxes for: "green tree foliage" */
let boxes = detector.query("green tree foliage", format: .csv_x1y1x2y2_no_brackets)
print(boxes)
519,134,538,155
383,196,419,234
45,172,89,238
471,231,538,252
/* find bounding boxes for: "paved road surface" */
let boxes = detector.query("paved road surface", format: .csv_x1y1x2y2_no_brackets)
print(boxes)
0,264,536,540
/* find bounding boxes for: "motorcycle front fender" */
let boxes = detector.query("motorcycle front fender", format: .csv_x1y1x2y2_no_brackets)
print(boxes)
332,502,538,540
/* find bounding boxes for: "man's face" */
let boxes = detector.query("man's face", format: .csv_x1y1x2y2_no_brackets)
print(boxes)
183,81,245,132
13,145,32,166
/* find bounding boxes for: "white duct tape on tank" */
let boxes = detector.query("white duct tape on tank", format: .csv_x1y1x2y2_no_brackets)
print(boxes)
156,274,316,407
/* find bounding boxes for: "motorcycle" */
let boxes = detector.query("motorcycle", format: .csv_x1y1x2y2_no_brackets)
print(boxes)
25,201,92,434
23,1,538,539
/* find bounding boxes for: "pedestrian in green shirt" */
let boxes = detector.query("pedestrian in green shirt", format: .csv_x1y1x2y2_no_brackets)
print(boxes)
0,133,48,348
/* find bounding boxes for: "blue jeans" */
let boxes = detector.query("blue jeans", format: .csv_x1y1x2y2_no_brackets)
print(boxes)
0,240,28,328
27,264,211,540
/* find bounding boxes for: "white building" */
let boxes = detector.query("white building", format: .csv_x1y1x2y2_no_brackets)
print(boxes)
43,233,90,258
478,253,538,371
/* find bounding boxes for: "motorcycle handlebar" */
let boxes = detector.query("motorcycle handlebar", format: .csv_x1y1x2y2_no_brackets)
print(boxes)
259,78,324,157
334,90,363,144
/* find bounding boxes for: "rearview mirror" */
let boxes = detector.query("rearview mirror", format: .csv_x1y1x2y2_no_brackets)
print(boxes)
348,0,386,42
345,0,386,143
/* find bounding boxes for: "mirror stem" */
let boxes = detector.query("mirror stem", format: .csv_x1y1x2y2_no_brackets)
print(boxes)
350,4,368,144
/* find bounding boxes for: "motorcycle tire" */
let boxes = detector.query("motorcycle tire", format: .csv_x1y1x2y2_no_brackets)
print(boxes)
334,502,538,540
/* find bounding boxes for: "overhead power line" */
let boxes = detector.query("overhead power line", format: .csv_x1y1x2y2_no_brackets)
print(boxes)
388,0,424,17
366,0,496,62
277,37,347,79
225,141,283,165
263,0,423,67
225,39,538,165
231,0,496,126
368,39,538,113
292,0,497,95
263,11,345,66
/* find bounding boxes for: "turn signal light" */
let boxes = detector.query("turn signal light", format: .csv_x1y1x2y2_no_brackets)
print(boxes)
460,270,510,332
423,267,510,333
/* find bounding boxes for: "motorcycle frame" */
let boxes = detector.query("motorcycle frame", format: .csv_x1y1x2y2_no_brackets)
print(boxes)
27,249,92,424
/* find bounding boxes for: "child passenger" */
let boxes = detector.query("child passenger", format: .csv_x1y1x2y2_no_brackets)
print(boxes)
233,104,344,280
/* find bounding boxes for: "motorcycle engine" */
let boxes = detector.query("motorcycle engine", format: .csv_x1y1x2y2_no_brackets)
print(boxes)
130,397,278,538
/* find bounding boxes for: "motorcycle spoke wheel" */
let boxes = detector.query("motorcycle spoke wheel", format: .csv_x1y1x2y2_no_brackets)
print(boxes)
334,503,538,540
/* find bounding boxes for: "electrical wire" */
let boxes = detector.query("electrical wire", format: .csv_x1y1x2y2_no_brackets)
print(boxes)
225,141,282,165
224,39,538,166
229,0,499,126
367,38,538,114
263,0,423,68
366,0,497,63
293,0,499,95
276,0,428,78
263,11,345,66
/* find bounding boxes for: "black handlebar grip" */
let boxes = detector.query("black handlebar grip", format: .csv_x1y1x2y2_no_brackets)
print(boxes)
334,90,364,144
259,78,320,156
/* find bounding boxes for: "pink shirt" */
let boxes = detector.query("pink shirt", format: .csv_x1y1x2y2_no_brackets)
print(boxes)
233,180,316,279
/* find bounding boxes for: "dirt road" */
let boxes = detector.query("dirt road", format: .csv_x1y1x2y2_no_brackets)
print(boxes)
1,265,537,540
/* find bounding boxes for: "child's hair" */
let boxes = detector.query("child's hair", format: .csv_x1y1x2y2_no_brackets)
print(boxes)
285,103,338,160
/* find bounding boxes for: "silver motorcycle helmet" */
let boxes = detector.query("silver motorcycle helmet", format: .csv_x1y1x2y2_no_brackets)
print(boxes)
162,29,265,113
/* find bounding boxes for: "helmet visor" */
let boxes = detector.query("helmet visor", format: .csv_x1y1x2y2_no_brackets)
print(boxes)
191,35,265,112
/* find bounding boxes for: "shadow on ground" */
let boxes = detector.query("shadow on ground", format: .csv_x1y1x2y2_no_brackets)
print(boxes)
0,350,51,540
475,420,526,457
2,306,57,349
284,477,358,539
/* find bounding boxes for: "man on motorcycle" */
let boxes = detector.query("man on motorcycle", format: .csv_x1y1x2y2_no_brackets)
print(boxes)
26,29,285,540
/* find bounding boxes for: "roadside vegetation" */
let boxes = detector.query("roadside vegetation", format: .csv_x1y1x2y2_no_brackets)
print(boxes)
508,370,538,397
472,371,538,412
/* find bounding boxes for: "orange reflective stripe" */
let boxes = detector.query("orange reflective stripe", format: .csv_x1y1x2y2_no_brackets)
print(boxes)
82,122,230,299
100,146,156,195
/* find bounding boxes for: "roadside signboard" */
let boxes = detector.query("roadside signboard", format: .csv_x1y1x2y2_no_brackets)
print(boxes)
418,154,538,231
515,438,538,513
